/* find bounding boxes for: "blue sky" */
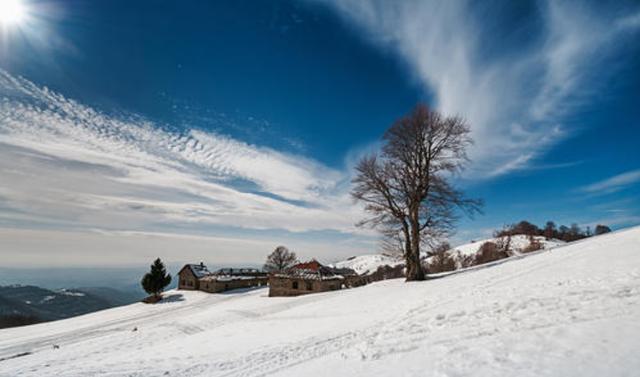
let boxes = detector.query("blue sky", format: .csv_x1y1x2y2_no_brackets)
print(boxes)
0,0,639,267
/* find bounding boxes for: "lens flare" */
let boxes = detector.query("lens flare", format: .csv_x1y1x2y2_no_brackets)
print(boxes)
0,0,26,25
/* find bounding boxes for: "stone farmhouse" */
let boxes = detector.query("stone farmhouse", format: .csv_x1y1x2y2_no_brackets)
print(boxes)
178,263,268,293
268,260,358,297
178,259,402,297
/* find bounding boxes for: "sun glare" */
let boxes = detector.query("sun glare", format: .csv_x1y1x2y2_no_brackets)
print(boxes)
0,0,26,25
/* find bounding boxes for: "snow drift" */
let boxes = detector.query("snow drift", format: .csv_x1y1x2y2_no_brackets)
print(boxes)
0,227,639,377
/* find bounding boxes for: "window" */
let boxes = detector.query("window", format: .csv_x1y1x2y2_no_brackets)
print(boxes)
306,282,313,291
292,281,299,289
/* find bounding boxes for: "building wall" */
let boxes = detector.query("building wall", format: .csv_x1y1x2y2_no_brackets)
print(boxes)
268,276,342,297
178,268,199,290
199,277,268,293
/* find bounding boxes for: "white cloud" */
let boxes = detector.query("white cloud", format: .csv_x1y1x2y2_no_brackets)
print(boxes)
321,0,640,177
0,70,369,245
580,169,640,194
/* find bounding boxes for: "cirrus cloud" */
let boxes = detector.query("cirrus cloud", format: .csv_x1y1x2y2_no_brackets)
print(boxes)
320,0,640,177
580,169,640,195
0,69,367,240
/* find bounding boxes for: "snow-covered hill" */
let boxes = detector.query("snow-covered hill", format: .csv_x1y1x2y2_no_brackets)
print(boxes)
332,234,565,275
330,253,403,275
1,227,639,377
449,234,565,256
330,235,565,275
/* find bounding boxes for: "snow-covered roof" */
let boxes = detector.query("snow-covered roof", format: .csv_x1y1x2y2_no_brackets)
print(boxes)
182,263,212,279
181,264,267,281
214,267,266,276
273,270,344,281
200,275,266,282
274,260,348,281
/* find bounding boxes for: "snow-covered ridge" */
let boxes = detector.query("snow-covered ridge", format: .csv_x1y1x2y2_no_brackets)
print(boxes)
1,227,639,376
330,254,403,275
447,234,565,256
331,235,565,275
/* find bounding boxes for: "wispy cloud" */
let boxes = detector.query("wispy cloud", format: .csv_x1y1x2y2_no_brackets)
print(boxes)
580,169,640,194
321,0,640,177
0,70,368,245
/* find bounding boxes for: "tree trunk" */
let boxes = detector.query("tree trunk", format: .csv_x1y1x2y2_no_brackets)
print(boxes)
402,225,414,279
406,212,426,281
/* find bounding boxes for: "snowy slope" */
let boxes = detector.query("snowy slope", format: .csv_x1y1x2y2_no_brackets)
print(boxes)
450,234,565,256
1,227,639,377
331,235,563,274
330,254,403,275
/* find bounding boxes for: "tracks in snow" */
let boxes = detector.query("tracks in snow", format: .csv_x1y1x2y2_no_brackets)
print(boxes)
176,245,640,377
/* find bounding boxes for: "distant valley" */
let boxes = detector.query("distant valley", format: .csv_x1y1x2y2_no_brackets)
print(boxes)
0,285,142,329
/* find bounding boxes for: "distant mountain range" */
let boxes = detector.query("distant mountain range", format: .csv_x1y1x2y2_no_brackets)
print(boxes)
0,285,142,329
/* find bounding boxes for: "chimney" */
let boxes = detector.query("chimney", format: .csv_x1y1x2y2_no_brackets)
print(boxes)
200,261,204,267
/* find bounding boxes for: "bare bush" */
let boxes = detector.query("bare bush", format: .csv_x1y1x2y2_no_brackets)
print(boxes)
366,264,406,283
456,251,476,269
474,241,510,265
426,250,457,273
522,235,543,253
494,235,512,255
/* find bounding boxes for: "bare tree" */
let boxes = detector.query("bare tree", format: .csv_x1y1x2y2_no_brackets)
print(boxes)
263,246,298,273
351,104,481,281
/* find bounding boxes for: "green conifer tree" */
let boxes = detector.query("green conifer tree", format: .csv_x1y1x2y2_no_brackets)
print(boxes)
141,258,172,300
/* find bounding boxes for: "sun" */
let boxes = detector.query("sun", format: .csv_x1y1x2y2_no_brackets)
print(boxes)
0,0,26,25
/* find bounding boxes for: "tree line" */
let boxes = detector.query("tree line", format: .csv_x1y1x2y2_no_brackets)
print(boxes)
494,220,611,242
